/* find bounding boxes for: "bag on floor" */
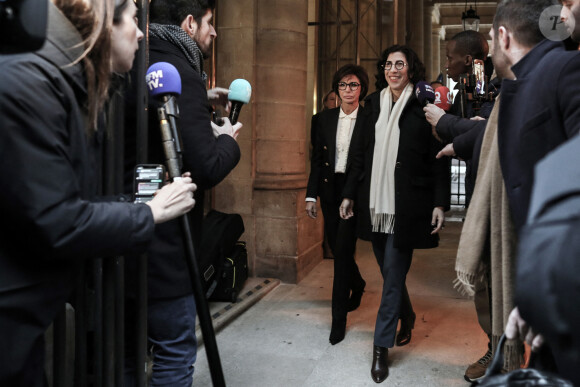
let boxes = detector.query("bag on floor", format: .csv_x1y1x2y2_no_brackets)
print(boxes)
209,241,248,303
471,334,573,387
199,210,245,298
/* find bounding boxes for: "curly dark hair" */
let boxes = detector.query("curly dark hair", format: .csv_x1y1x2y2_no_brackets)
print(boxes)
331,64,369,101
374,45,426,91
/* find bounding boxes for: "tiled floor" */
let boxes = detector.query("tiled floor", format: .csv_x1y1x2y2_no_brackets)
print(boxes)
194,221,488,386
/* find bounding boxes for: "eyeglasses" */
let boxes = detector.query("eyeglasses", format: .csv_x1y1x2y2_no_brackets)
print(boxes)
382,60,408,71
337,82,361,91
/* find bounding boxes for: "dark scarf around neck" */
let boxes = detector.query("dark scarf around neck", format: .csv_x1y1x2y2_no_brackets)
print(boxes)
149,23,207,82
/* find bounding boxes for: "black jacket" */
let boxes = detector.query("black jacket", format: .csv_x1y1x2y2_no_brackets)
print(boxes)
0,4,154,385
306,106,368,204
344,90,450,248
124,37,241,299
498,39,580,232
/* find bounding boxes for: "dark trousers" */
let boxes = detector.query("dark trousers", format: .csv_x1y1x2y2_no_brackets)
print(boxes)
371,232,414,348
320,173,365,321
332,215,365,320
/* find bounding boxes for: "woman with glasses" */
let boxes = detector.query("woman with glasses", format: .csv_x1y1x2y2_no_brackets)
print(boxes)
340,46,450,383
306,64,369,345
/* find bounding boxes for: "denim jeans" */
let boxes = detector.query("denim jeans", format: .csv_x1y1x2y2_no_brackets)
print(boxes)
125,294,197,386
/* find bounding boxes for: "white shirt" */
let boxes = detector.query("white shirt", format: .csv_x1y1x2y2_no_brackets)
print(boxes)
335,106,358,173
306,106,358,203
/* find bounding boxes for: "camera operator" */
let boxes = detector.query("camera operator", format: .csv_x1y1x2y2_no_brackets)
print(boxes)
123,0,242,385
424,31,492,205
0,1,196,385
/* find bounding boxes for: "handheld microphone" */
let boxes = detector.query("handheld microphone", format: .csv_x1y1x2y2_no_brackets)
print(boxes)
228,79,252,125
434,86,451,111
146,62,183,179
414,81,435,107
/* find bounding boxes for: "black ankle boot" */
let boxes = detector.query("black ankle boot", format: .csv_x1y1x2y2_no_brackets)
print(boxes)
329,318,346,345
396,312,416,346
348,279,366,312
371,345,389,383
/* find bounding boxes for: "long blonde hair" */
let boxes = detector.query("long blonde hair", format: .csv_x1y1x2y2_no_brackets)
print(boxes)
53,0,128,131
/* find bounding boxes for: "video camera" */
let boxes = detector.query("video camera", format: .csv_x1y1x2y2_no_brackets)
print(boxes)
457,59,495,118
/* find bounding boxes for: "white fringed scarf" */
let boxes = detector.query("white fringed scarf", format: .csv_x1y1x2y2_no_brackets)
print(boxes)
369,83,413,233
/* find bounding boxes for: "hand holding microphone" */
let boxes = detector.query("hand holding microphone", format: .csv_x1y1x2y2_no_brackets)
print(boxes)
416,81,444,141
145,61,197,221
424,104,446,127
211,117,242,140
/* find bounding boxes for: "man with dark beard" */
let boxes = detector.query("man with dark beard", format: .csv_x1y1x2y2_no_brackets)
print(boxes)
124,1,242,385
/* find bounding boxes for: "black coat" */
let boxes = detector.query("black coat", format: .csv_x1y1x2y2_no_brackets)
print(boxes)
344,90,450,248
0,5,154,385
124,37,241,299
498,39,580,233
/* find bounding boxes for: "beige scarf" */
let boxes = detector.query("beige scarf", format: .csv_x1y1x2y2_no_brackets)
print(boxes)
454,94,523,370
370,83,413,233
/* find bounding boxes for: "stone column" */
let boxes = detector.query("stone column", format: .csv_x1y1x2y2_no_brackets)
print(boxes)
423,3,433,81
215,0,321,284
432,26,444,83
408,0,423,61
395,0,407,45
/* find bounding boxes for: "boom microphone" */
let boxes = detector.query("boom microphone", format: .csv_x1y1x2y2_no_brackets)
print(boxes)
146,62,183,179
414,81,435,107
145,63,227,386
434,86,451,111
228,79,252,125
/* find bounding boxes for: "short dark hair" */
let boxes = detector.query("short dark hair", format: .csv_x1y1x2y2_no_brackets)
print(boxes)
493,0,556,48
450,30,489,60
332,64,369,100
374,45,426,91
150,0,215,26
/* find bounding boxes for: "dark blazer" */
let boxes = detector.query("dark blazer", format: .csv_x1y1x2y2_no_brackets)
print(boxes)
344,90,450,248
498,39,580,233
306,106,368,205
124,37,241,299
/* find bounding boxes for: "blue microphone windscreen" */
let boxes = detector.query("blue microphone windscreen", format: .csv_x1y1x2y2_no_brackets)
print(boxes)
415,81,435,104
228,79,252,104
146,62,182,97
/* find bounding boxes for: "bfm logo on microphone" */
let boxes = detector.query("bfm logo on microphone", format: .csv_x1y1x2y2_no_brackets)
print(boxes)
146,70,164,91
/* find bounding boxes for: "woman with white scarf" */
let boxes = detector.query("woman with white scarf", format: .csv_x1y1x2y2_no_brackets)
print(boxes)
340,45,450,384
